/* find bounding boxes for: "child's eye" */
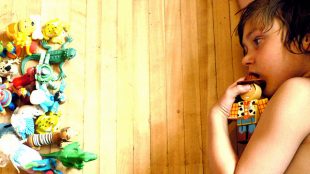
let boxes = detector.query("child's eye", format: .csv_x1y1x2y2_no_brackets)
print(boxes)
253,37,262,46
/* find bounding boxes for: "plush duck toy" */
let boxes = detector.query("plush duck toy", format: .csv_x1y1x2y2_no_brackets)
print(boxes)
228,74,269,143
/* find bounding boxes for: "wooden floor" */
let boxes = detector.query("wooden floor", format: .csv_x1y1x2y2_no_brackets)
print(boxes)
0,0,246,173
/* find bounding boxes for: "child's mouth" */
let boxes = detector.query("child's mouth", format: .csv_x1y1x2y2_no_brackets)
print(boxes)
237,72,266,89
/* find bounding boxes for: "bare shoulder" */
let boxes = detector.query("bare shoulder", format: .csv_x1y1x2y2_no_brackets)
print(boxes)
279,77,310,92
266,77,310,132
272,77,310,106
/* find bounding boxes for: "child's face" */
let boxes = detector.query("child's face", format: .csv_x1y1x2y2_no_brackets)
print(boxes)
241,19,308,97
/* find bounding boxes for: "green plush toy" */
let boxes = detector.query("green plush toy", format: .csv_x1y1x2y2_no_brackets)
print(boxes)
41,142,97,169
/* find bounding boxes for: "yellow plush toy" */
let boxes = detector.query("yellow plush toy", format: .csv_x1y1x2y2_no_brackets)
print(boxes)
6,18,37,56
42,18,70,44
6,18,35,40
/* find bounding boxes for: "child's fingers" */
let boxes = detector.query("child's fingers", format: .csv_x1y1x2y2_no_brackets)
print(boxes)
227,77,246,88
217,77,251,116
220,84,250,109
226,76,250,98
228,84,251,98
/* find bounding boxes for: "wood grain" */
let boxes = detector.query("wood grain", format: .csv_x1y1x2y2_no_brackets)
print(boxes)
149,0,168,173
181,0,203,173
0,0,244,173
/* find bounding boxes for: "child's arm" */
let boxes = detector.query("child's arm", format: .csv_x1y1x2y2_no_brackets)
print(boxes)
209,77,310,173
208,77,251,173
237,0,253,8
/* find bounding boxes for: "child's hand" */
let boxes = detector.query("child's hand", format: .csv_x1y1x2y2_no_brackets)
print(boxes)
216,77,251,117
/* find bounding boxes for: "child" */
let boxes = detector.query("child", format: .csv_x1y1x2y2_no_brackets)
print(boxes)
208,0,310,173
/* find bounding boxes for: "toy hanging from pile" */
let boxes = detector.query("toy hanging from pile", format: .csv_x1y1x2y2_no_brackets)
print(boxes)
0,16,97,174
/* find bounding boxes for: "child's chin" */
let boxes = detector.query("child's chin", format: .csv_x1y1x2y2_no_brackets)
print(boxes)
262,87,274,98
262,85,268,96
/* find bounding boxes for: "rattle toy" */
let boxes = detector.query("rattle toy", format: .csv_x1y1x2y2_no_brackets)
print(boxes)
228,73,269,143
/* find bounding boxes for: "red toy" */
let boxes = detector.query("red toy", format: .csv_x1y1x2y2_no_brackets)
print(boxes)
12,67,36,89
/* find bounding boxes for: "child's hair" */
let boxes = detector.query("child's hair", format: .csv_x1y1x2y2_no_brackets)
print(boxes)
237,0,309,54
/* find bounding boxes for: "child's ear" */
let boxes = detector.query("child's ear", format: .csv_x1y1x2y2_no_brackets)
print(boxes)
302,33,310,51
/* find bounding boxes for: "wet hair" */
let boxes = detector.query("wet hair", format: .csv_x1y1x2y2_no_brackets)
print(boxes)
237,0,310,54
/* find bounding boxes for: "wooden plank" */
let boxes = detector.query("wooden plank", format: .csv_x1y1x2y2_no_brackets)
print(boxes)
165,0,185,173
117,0,134,173
40,0,71,22
149,0,168,173
48,0,86,173
11,0,34,20
0,1,14,32
28,0,41,15
1,163,21,174
212,0,234,98
100,0,118,173
0,0,243,173
229,0,246,80
83,0,100,173
196,0,217,173
228,0,247,156
180,0,203,173
38,0,86,173
132,0,151,173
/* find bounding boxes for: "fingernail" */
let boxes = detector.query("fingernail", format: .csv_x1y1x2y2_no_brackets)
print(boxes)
244,84,251,90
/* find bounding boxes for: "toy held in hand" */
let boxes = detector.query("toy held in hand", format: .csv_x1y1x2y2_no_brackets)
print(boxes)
228,73,268,143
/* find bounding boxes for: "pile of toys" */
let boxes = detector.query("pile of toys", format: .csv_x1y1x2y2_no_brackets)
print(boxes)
0,16,97,173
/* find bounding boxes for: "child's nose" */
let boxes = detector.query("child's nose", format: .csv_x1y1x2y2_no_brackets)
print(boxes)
242,54,255,66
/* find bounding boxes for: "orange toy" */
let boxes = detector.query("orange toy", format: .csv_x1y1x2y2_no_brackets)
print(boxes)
228,74,268,143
